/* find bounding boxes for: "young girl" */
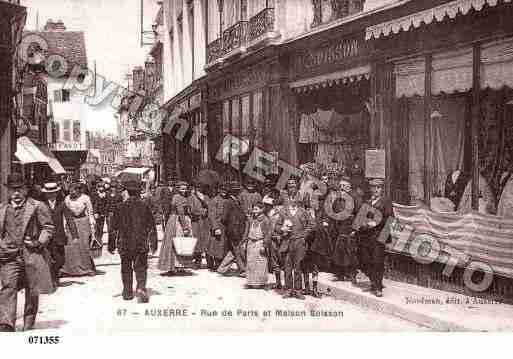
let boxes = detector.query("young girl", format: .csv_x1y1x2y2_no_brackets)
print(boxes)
244,203,273,289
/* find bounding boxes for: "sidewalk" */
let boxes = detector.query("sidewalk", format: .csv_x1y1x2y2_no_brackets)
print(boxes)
317,272,513,331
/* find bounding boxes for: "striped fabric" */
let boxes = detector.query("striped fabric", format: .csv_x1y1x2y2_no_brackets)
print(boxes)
391,203,513,278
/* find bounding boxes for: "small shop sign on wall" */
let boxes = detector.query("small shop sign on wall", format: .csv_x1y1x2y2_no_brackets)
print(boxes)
365,149,386,179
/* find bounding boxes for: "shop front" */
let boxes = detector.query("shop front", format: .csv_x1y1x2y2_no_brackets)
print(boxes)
49,141,88,180
287,32,373,181
366,0,513,301
207,56,289,181
162,85,208,183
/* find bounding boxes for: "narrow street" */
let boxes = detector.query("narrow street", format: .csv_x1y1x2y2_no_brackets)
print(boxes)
16,242,426,333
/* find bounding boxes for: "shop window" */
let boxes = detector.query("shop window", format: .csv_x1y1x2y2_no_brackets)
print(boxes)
231,97,240,136
253,91,263,148
241,95,250,137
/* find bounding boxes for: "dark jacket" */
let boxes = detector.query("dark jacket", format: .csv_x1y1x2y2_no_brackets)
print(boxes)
109,196,157,254
44,198,77,246
222,195,247,243
92,193,110,216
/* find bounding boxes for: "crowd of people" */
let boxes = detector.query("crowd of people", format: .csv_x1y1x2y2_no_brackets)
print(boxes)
0,168,392,332
149,171,392,301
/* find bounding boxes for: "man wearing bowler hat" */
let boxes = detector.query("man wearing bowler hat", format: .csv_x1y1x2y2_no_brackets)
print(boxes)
0,173,55,331
109,180,157,303
41,182,78,288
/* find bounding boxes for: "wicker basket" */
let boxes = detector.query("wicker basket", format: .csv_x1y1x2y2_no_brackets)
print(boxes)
172,236,198,257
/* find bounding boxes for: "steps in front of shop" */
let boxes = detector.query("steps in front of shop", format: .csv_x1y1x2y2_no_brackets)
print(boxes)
317,272,513,331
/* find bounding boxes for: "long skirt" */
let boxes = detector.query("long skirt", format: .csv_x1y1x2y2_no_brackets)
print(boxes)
246,239,268,286
331,233,358,268
60,216,95,277
158,214,193,271
193,217,210,255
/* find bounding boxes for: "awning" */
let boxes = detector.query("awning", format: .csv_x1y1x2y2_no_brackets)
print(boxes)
365,0,512,40
39,146,66,174
15,136,49,164
15,136,66,174
290,65,371,93
121,167,151,175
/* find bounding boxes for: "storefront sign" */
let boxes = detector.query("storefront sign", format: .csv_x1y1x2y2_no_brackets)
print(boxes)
291,37,361,76
210,64,269,99
50,141,87,151
365,149,386,179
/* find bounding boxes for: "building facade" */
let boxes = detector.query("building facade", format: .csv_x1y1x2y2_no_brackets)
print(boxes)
25,20,89,180
0,0,26,201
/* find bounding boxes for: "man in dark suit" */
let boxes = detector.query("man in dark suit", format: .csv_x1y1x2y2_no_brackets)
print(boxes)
41,182,78,288
108,181,157,303
0,173,55,331
218,181,247,276
354,178,393,297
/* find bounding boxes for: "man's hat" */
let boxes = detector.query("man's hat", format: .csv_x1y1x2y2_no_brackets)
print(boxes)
176,180,188,187
369,178,385,186
5,173,26,189
41,182,61,193
123,180,141,192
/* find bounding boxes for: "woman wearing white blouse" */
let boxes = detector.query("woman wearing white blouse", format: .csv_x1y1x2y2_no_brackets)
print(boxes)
60,182,97,277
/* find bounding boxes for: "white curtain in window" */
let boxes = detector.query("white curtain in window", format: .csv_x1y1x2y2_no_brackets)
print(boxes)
481,37,513,90
248,0,266,18
394,57,426,97
223,0,241,29
208,0,220,42
432,47,473,95
408,97,466,201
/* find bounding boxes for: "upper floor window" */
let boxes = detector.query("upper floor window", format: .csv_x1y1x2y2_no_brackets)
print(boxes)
54,89,70,102
63,119,71,141
311,0,363,28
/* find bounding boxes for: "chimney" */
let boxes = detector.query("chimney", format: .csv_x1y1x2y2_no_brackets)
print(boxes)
43,19,66,32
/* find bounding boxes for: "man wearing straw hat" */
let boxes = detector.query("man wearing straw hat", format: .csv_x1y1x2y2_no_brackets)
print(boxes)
41,182,78,289
109,180,157,303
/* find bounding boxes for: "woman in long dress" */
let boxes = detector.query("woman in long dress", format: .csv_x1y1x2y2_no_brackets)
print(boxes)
245,203,273,289
158,181,194,274
60,182,97,277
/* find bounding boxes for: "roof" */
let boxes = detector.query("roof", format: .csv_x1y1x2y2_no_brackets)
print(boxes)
23,30,88,76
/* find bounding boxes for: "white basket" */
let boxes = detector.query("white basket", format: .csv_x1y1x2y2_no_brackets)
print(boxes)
172,236,198,257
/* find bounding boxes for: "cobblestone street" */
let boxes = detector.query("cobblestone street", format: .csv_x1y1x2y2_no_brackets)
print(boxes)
15,247,426,333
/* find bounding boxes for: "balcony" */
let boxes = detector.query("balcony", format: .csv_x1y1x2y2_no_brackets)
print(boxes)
222,21,248,56
248,8,275,43
205,8,278,68
206,37,223,64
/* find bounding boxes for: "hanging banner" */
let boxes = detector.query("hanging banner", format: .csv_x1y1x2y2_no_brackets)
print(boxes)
365,149,386,179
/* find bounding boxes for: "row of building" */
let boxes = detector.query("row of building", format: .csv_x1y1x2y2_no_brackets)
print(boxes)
122,0,513,207
118,0,513,300
1,0,127,201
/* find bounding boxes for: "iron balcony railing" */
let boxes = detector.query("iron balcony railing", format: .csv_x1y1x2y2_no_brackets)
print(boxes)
248,7,275,42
